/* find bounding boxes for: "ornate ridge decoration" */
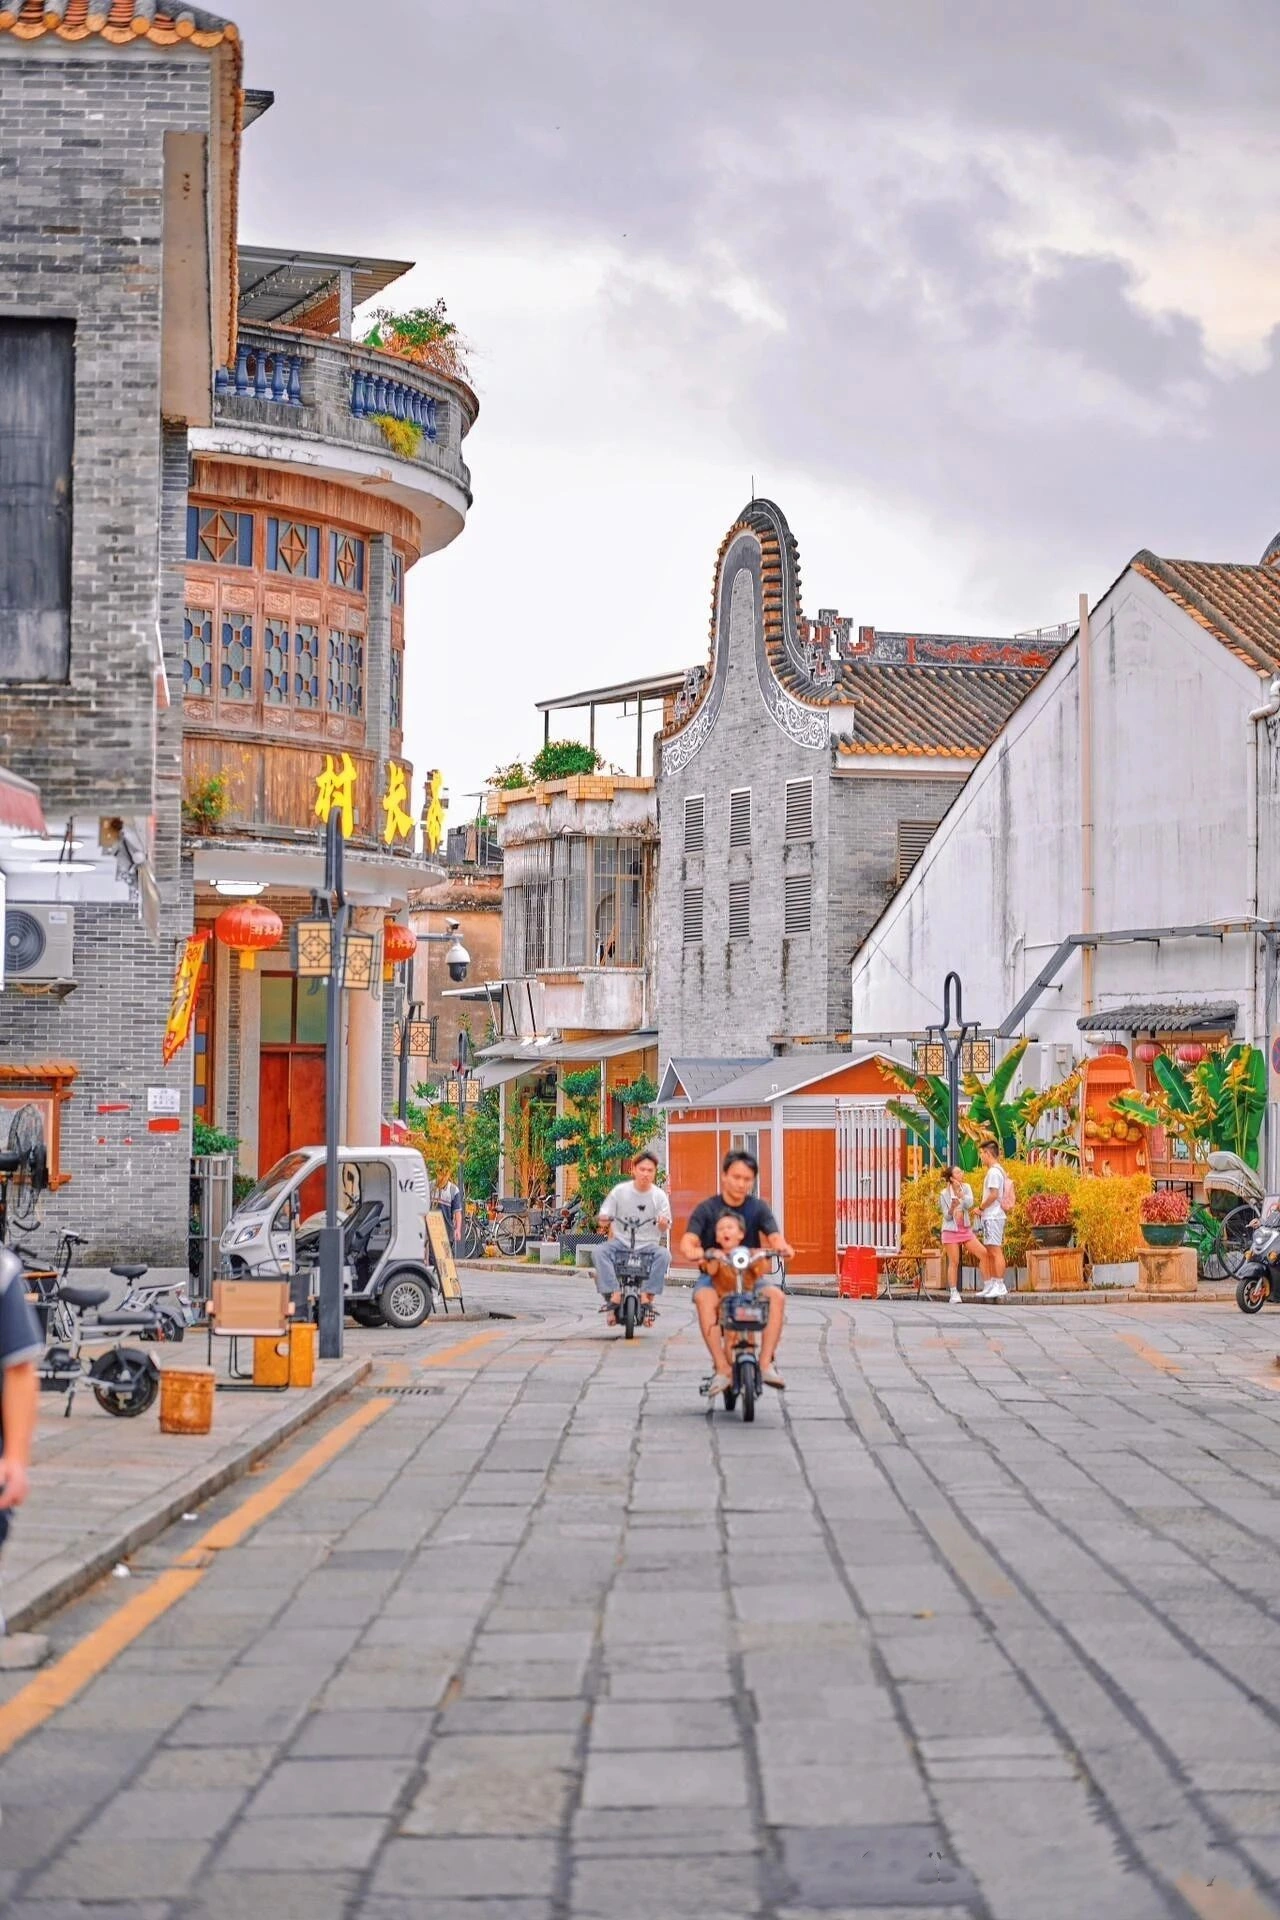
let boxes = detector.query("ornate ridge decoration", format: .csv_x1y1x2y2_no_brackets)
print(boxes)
661,498,835,767
0,1,238,45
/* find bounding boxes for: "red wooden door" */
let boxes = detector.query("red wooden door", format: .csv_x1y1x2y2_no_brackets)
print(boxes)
668,1129,721,1248
258,1049,326,1211
783,1128,837,1276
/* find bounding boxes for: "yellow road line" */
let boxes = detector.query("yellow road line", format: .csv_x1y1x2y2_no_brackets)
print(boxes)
1116,1332,1182,1375
0,1321,513,1759
1176,1876,1280,1920
419,1326,512,1370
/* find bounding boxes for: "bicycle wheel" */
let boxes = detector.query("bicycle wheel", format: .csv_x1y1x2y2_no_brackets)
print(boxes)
460,1216,485,1261
1214,1205,1258,1280
495,1215,527,1258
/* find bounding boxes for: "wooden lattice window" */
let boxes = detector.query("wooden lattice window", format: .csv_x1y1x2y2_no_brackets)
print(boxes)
263,618,289,707
0,1063,78,1190
267,517,320,579
329,531,365,593
187,507,252,567
327,629,364,718
390,647,403,733
183,607,213,696
219,612,253,701
294,624,320,709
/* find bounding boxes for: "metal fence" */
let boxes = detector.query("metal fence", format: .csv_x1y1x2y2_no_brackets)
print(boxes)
188,1152,236,1302
835,1101,904,1254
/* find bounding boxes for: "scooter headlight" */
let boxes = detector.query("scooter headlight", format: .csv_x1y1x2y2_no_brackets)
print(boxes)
233,1226,260,1246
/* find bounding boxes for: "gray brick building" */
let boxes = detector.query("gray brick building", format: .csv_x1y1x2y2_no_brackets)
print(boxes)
0,3,242,1260
656,499,1064,1065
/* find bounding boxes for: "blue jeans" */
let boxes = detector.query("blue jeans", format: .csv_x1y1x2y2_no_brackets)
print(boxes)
591,1243,670,1296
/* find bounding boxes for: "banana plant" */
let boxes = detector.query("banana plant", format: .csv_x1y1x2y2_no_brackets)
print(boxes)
1114,1043,1267,1169
882,1038,1040,1168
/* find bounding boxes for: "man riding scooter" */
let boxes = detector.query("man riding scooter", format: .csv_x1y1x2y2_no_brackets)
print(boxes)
679,1150,794,1396
591,1150,672,1322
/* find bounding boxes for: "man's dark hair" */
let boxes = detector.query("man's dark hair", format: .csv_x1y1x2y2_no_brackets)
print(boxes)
631,1148,659,1168
979,1137,998,1155
723,1149,758,1176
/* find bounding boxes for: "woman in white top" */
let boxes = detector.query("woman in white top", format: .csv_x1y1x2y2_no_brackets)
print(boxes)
939,1165,978,1304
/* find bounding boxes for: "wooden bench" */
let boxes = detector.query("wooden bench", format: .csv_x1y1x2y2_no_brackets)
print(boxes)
207,1279,293,1389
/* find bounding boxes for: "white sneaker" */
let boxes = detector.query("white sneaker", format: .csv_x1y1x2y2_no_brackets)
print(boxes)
988,1280,1008,1299
979,1280,995,1298
949,1288,962,1304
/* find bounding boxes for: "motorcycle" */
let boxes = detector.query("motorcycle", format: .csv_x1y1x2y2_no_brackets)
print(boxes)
1234,1201,1280,1313
605,1216,661,1340
16,1234,192,1343
701,1247,781,1422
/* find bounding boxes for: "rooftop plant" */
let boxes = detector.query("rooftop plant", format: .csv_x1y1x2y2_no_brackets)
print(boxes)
362,300,471,383
529,740,602,782
182,772,229,835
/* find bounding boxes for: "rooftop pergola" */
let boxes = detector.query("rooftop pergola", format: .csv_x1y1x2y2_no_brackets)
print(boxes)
535,668,689,773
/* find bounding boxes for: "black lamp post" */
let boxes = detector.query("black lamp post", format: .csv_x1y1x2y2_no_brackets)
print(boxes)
319,806,346,1360
927,971,980,1170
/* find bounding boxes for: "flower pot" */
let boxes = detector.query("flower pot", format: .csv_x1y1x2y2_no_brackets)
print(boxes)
1030,1224,1073,1249
1140,1224,1187,1248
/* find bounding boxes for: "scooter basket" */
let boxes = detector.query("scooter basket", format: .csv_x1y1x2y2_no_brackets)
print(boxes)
721,1291,767,1331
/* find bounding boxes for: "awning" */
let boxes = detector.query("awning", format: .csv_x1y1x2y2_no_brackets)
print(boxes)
0,767,45,835
475,1030,658,1086
1077,1002,1238,1034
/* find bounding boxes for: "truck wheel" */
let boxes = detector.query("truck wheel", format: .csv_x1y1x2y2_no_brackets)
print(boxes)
378,1266,434,1329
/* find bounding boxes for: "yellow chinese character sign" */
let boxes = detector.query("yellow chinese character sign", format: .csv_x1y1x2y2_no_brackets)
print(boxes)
315,752,357,839
381,761,413,846
422,768,447,858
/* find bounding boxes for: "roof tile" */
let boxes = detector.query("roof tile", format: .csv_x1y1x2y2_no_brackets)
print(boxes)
0,1,237,43
834,662,1044,758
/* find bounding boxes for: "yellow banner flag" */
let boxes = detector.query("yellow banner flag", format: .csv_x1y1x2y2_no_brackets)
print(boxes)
162,933,208,1066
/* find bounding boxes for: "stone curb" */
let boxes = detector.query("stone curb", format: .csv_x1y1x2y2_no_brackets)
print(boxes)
457,1259,1236,1308
3,1354,372,1634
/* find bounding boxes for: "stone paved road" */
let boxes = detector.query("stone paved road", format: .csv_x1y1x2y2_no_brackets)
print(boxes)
2,1277,1280,1919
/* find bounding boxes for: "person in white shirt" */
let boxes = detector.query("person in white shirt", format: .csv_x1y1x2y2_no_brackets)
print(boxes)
976,1138,1009,1299
592,1150,672,1316
939,1165,977,1303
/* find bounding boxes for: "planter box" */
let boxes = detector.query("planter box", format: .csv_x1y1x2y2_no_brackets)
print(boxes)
562,1232,605,1259
920,1250,943,1295
1030,1225,1073,1249
1027,1247,1085,1292
1090,1261,1138,1289
1135,1247,1197,1295
537,1241,561,1265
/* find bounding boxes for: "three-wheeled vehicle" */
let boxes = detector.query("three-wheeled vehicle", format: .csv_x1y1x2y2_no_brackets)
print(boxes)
219,1146,439,1328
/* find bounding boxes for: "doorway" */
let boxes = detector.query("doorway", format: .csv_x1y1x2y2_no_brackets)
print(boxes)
259,974,327,1208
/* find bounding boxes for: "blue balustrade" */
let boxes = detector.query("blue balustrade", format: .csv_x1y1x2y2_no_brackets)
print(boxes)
349,366,439,444
214,339,304,406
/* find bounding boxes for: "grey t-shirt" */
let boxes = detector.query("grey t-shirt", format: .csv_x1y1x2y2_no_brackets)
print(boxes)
600,1181,671,1248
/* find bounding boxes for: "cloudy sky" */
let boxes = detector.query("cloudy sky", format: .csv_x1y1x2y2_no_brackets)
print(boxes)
231,0,1280,813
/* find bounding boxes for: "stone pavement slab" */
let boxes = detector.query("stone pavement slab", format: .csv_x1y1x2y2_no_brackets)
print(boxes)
0,1276,1279,1918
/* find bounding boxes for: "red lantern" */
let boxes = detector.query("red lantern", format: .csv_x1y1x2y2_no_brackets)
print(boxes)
214,901,283,971
1097,1042,1128,1056
1176,1041,1207,1066
383,918,417,981
1135,1042,1161,1064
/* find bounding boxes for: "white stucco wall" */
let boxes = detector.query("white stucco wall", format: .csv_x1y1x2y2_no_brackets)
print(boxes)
849,569,1268,1050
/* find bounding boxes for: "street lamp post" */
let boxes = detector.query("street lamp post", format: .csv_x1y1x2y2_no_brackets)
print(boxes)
927,971,980,1171
318,806,347,1361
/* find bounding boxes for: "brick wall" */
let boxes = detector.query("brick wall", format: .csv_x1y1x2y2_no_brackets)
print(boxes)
0,44,215,1262
0,42,215,813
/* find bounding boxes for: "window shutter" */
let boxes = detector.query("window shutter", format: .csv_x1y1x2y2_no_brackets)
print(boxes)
729,788,752,847
784,778,814,841
896,820,939,886
784,872,812,935
728,880,750,940
682,885,704,944
683,794,705,855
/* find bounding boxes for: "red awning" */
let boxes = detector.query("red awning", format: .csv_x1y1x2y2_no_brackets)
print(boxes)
0,767,46,834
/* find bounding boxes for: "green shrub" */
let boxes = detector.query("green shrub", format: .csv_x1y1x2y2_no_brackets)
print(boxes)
900,1161,1151,1268
529,740,601,782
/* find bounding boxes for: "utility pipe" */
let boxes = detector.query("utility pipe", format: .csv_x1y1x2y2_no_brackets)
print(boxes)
1078,592,1095,1015
1248,673,1280,1180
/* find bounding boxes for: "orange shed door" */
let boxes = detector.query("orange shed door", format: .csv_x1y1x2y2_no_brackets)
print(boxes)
784,1129,837,1276
667,1129,722,1248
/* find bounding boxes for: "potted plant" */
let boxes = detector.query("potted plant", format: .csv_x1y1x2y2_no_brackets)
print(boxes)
1025,1190,1073,1248
1139,1188,1190,1247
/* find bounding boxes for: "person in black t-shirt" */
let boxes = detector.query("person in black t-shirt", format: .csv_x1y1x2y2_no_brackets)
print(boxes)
679,1150,794,1397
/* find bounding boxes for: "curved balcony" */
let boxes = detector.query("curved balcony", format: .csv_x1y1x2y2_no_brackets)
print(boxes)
194,324,477,555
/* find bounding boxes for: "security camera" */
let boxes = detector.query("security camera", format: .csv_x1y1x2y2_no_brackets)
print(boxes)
445,918,460,934
446,935,471,983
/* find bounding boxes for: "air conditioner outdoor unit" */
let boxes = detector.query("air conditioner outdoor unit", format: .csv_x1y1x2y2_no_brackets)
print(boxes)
3,904,75,983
